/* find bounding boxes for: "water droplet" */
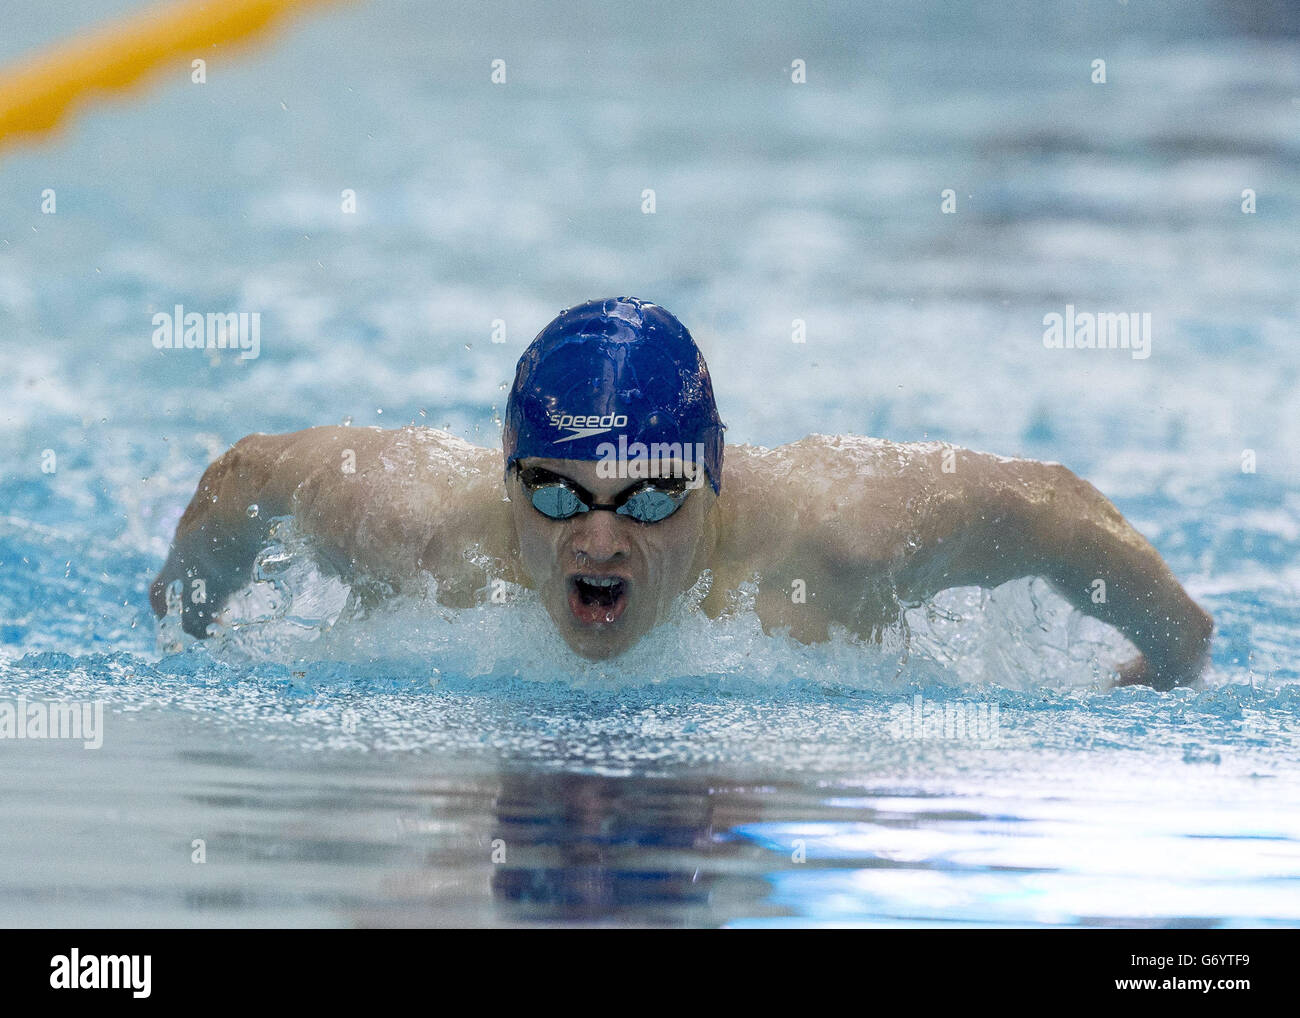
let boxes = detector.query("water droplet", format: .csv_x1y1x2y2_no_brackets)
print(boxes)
246,503,259,518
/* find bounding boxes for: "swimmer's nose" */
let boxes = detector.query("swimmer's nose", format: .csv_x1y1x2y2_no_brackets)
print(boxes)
570,508,630,564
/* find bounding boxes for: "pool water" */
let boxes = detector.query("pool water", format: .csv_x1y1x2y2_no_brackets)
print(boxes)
1,0,1299,926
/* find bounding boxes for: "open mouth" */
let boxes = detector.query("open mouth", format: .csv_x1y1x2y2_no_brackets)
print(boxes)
567,574,630,625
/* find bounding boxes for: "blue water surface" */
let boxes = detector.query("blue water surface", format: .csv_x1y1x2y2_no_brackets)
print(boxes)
1,0,1298,927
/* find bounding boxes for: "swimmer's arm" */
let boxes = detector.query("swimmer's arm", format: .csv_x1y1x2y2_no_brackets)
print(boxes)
149,432,291,637
887,451,1213,690
149,427,433,637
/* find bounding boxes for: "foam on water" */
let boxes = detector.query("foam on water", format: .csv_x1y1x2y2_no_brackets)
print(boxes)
153,514,1134,696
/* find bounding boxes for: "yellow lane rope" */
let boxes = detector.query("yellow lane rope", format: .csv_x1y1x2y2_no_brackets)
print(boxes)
0,0,351,155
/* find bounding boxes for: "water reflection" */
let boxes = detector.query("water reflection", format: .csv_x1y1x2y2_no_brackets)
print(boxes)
13,723,1296,928
487,771,768,925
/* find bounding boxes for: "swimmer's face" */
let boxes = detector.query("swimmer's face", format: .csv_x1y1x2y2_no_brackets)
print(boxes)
508,457,715,660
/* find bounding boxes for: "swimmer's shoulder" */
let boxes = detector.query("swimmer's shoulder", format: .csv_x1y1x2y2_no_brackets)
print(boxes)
232,423,506,540
721,434,915,488
713,440,845,569
714,434,959,569
734,433,1043,484
382,425,504,479
248,424,512,587
240,424,502,486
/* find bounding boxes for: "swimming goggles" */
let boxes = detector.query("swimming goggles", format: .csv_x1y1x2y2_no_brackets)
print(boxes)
515,465,692,523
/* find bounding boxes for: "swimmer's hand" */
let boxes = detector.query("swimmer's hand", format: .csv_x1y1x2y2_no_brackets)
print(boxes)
1114,639,1212,692
1115,655,1161,689
1025,467,1214,693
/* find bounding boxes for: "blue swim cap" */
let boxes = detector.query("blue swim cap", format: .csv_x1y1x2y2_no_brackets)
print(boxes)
504,297,725,494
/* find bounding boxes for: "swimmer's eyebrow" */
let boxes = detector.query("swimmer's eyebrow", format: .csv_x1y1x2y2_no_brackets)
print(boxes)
518,465,601,499
518,465,578,486
518,464,687,497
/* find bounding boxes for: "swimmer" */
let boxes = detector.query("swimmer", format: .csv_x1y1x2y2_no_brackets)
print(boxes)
150,297,1214,689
